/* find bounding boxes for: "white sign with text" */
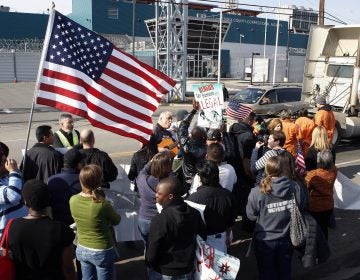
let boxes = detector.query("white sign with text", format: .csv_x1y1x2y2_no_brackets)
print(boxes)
193,83,224,128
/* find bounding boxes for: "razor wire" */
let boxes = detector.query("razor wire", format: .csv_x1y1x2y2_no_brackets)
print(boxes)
0,38,44,52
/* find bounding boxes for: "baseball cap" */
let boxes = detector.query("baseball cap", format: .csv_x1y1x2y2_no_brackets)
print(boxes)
316,96,327,105
207,129,222,141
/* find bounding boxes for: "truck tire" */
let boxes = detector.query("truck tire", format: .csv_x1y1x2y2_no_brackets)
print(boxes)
332,121,342,147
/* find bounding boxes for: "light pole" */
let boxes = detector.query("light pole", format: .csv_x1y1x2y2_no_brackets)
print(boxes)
285,20,291,82
132,0,136,56
251,52,260,85
239,33,244,45
273,0,281,85
236,28,244,78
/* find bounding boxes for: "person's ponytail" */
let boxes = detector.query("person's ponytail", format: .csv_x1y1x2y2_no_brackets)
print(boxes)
260,176,273,194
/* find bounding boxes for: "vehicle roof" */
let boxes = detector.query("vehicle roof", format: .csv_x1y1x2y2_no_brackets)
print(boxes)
246,84,302,91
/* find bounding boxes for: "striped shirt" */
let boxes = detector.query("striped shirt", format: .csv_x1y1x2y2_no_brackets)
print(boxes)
255,148,286,171
0,172,28,239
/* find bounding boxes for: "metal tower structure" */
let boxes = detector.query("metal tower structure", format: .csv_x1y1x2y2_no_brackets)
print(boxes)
155,0,188,102
226,0,236,9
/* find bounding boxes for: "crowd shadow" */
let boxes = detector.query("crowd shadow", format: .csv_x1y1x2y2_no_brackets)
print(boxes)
338,164,360,180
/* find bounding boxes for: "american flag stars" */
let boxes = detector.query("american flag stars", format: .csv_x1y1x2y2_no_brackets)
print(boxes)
46,14,112,80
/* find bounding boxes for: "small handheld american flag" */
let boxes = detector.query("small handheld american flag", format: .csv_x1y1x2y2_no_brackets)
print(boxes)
295,142,307,176
225,99,253,120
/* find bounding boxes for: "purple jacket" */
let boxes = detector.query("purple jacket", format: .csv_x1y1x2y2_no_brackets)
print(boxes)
136,162,159,220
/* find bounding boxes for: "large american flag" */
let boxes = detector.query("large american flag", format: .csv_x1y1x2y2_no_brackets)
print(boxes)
36,10,175,143
225,98,253,120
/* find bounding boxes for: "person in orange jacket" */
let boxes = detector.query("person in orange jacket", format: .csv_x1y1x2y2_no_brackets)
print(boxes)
280,109,298,157
314,96,336,143
295,108,316,156
305,149,337,239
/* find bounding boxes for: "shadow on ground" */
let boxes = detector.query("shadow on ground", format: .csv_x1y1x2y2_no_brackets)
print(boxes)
114,208,360,280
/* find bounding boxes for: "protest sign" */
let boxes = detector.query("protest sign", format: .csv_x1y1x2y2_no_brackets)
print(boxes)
193,83,224,128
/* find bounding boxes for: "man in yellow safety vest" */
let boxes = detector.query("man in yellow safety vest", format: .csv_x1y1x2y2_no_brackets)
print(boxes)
53,113,80,149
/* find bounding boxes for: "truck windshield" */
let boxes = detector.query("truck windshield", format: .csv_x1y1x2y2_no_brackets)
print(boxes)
327,64,353,78
232,88,265,104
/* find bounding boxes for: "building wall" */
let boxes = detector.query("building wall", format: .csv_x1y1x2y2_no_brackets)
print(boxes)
224,42,304,82
91,1,154,37
70,0,92,29
0,3,309,49
0,2,308,82
0,12,48,39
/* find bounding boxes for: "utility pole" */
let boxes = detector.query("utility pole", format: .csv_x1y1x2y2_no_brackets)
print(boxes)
251,52,260,85
132,0,136,56
319,0,325,26
272,1,280,85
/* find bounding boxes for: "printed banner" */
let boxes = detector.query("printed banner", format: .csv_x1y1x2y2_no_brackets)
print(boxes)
193,83,224,128
194,236,240,280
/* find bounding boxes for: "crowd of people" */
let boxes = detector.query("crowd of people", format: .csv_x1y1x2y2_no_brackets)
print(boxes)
0,113,119,279
0,94,338,279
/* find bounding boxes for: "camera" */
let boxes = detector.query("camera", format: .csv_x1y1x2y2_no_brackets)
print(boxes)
256,133,269,146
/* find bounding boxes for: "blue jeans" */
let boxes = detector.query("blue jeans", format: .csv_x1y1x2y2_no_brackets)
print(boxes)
76,245,116,280
254,237,293,280
148,269,193,280
138,217,151,247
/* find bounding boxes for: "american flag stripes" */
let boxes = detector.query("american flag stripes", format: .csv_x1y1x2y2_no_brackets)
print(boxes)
36,10,175,143
225,98,253,120
295,142,307,176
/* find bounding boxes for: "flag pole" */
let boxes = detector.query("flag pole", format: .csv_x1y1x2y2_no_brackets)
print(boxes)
22,7,56,179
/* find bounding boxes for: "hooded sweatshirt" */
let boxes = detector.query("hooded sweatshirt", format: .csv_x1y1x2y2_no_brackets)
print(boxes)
229,122,255,160
246,176,306,241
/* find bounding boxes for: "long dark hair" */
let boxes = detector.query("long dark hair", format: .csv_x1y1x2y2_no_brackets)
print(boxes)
198,160,219,187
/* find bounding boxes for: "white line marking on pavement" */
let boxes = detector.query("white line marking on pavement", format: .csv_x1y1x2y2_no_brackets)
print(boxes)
337,159,360,166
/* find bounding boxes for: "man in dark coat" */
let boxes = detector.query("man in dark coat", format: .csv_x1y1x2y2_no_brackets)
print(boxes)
146,177,206,279
177,101,207,193
229,111,256,180
229,110,256,231
78,129,118,188
21,125,63,183
47,148,84,225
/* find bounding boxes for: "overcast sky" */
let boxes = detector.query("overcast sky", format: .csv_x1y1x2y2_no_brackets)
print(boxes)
1,0,359,25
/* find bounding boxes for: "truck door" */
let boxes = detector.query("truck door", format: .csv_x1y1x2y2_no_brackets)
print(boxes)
325,64,353,108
